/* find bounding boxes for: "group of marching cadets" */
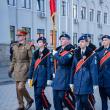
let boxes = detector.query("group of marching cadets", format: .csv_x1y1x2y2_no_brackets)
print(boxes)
9,28,110,110
28,33,110,110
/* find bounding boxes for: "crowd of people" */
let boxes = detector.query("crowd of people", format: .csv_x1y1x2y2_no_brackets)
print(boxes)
8,29,110,110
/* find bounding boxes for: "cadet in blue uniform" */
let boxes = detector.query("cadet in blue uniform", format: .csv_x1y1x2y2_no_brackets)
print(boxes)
28,37,52,110
84,34,97,107
52,34,75,110
70,35,98,110
84,34,96,51
96,35,110,110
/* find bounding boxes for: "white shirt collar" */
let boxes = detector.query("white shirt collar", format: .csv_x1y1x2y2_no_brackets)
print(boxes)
81,47,86,54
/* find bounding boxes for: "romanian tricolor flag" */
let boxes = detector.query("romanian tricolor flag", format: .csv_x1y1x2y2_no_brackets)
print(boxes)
49,0,56,23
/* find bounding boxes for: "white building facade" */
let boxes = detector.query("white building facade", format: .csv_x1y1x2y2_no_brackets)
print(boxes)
0,0,110,65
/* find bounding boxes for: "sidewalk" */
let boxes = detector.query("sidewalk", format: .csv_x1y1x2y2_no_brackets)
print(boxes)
0,83,35,110
0,66,110,110
0,83,110,110
0,83,55,110
0,66,13,85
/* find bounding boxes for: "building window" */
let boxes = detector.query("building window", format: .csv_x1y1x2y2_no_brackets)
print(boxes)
22,27,31,39
97,11,101,24
73,4,77,19
81,7,86,20
73,33,77,45
22,0,31,9
90,9,94,22
37,29,45,37
62,1,66,16
37,0,45,12
104,12,107,24
7,0,15,6
10,26,15,41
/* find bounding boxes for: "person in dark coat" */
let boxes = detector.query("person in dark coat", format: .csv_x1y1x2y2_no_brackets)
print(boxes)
52,34,75,110
83,34,97,106
10,41,18,61
70,35,98,110
84,34,96,51
96,35,110,110
28,37,52,110
56,42,76,109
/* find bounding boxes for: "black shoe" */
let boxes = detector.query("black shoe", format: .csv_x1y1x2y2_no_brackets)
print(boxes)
45,104,51,110
25,99,34,110
16,107,25,110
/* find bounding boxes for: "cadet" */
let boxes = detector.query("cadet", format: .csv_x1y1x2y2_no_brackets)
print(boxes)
84,34,96,51
28,37,52,110
8,29,34,110
84,34,97,107
52,34,75,110
96,35,110,110
70,35,98,110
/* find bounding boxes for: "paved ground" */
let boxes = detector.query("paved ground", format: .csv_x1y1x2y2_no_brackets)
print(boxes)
0,66,110,110
0,66,13,84
0,83,54,110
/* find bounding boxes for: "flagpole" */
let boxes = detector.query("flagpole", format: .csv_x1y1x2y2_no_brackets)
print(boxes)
52,17,56,50
52,15,57,73
49,0,57,72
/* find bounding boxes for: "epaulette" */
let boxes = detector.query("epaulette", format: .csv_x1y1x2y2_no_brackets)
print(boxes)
12,44,18,50
25,43,31,50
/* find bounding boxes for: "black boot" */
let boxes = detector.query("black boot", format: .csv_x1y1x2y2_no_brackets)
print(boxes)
25,99,34,110
45,104,51,110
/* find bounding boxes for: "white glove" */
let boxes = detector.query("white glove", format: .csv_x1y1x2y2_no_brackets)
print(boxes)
52,50,57,56
69,84,74,92
93,86,98,90
53,73,55,78
28,79,33,88
47,80,52,86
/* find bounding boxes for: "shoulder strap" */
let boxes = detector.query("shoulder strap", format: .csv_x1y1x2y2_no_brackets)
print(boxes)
60,49,74,56
34,52,50,70
74,49,96,74
100,51,110,67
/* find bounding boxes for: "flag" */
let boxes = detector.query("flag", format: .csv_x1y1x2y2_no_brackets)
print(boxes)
49,0,56,23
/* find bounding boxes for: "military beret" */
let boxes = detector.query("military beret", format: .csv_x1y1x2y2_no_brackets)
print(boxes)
37,37,47,43
84,34,91,38
16,29,28,36
78,35,88,43
102,35,110,40
59,34,71,40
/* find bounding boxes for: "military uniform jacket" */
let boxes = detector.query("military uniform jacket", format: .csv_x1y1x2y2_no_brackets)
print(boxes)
28,47,52,87
71,47,98,95
10,43,32,81
96,47,110,87
52,44,74,90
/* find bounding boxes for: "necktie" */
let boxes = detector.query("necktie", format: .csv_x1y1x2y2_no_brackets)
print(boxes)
81,51,84,56
104,48,108,55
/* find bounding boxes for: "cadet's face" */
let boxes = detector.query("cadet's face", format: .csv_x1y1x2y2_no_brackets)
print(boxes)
79,40,87,49
37,40,45,47
60,37,69,46
102,38,110,47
